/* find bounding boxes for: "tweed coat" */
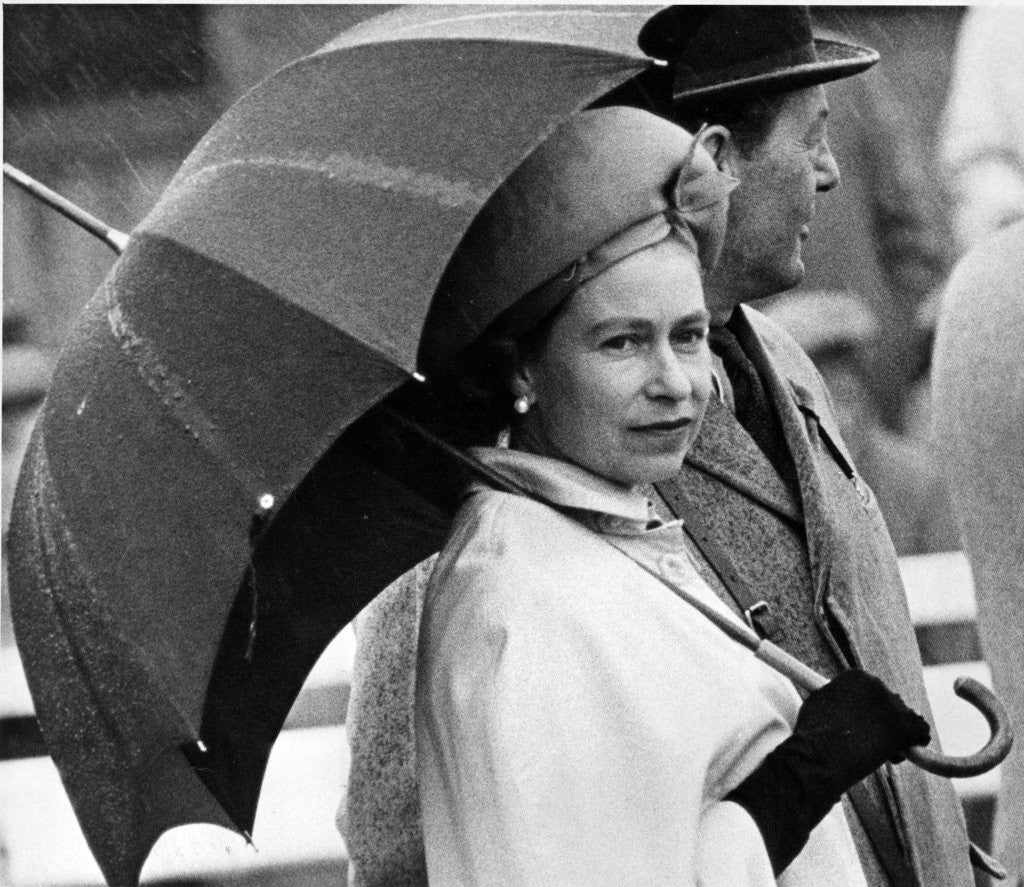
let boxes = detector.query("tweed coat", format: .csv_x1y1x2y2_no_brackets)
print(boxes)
668,304,971,886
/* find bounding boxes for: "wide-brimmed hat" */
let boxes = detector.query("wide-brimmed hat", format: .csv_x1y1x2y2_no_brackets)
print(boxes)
639,5,879,107
419,107,736,379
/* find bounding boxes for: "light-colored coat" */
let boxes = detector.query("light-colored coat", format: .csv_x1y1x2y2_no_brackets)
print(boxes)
416,447,865,886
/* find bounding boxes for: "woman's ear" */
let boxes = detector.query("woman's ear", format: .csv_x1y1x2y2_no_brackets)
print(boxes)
509,362,534,403
696,125,737,176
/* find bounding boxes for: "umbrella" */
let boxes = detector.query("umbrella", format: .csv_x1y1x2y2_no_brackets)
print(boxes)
5,6,655,883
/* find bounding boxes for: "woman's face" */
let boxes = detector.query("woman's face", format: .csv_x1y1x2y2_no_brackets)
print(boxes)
515,238,713,490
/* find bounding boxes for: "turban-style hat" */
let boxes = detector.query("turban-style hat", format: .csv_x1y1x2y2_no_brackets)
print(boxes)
419,106,737,379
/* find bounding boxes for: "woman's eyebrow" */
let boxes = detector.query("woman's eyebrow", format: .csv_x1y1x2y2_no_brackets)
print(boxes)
589,317,649,336
589,308,710,336
676,308,711,326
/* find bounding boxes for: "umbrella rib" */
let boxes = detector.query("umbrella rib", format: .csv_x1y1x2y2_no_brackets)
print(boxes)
104,280,272,508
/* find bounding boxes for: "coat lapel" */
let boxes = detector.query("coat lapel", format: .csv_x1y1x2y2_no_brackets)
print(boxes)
685,397,803,522
733,306,838,591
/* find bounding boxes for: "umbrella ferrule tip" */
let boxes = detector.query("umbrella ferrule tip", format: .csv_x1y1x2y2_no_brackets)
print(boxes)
257,493,275,511
412,371,427,383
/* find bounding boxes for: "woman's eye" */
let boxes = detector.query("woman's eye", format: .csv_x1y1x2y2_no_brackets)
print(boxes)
602,334,638,352
673,327,709,350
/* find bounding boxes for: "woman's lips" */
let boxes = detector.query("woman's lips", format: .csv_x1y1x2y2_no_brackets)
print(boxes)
632,417,693,434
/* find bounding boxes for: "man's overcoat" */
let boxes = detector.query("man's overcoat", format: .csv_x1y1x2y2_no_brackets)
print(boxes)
661,304,971,886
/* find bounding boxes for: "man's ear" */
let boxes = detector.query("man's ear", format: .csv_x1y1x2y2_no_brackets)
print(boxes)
696,124,738,175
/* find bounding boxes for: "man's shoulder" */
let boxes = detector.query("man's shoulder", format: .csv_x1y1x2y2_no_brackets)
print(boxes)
742,304,828,389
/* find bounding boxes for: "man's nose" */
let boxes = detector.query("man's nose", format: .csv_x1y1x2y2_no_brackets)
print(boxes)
816,142,840,192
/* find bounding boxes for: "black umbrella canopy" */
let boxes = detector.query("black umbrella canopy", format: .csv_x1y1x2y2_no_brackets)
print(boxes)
6,5,654,884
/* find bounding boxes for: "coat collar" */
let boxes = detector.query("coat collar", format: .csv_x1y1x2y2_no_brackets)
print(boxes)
467,446,682,536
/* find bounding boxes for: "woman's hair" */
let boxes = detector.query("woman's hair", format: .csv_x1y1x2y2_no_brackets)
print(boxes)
441,306,563,446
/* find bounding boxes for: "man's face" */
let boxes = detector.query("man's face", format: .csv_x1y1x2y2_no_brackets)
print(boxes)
705,85,840,322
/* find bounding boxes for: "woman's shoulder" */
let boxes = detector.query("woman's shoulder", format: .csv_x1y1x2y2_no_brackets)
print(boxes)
431,488,616,617
448,487,588,570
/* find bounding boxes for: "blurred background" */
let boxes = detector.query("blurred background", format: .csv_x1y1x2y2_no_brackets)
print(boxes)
2,5,1020,886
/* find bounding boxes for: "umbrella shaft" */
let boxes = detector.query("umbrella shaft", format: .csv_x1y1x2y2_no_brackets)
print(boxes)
3,162,128,254
754,640,828,692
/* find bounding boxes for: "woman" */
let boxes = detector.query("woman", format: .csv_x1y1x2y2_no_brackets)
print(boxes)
352,107,930,886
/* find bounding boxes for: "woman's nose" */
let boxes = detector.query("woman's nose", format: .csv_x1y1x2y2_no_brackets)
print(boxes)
645,347,694,401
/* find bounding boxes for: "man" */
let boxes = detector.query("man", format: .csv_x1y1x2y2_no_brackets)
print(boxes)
633,9,973,886
342,7,977,886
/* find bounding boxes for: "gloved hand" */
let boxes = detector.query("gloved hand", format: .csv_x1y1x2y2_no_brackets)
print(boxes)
724,668,931,875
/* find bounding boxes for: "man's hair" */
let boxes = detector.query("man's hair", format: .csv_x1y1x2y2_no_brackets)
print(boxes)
592,68,789,158
673,92,790,158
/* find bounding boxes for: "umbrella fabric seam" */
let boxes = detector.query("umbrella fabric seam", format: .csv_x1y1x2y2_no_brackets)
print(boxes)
102,260,414,507
23,437,199,752
168,152,490,212
104,278,273,507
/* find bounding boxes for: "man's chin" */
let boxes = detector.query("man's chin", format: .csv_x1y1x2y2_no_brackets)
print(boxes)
706,253,806,314
766,256,806,298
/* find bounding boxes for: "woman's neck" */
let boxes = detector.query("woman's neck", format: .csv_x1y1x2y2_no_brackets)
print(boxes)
509,419,642,496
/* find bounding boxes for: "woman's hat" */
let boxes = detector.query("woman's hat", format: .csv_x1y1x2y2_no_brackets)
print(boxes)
639,5,879,107
418,106,736,380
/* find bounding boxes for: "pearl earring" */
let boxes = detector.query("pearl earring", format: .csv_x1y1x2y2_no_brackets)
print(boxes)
513,395,530,415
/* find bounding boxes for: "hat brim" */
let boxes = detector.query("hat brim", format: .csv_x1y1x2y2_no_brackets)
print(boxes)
672,38,879,106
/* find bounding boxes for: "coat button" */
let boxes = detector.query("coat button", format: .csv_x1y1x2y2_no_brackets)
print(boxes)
658,552,696,583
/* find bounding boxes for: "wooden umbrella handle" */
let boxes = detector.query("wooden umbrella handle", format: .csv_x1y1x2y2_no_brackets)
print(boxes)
902,676,1014,778
757,639,1014,778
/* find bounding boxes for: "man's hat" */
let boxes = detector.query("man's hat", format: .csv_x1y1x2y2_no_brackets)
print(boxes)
639,6,879,107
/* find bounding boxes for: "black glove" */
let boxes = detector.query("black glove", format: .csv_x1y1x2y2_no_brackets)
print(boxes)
724,668,931,875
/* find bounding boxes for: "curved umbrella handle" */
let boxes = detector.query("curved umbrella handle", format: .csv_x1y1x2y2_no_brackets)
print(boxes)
753,645,1013,777
903,676,1013,777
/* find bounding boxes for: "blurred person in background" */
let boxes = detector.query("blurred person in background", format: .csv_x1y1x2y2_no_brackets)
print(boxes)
933,222,1024,887
939,6,1024,256
938,12,1024,883
761,291,958,557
